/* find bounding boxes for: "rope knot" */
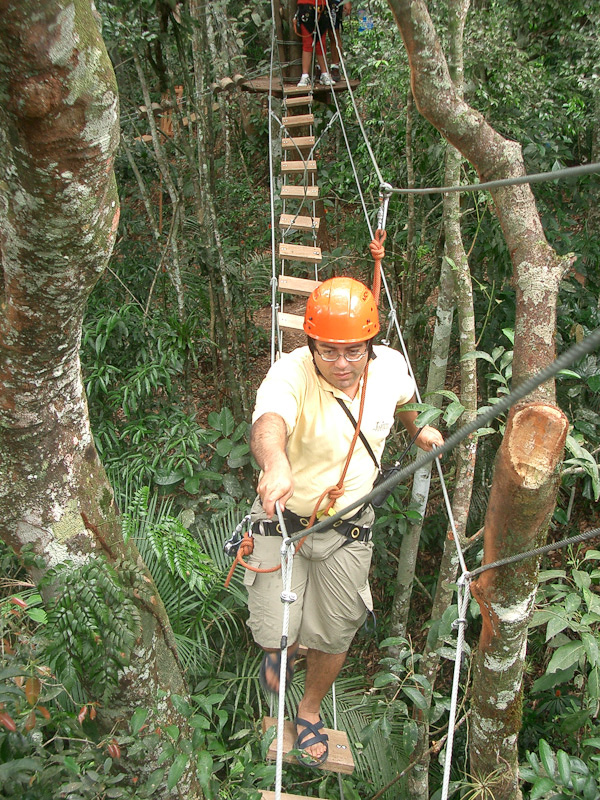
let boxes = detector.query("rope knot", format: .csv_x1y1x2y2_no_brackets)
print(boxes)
369,238,385,262
238,533,254,557
327,485,345,501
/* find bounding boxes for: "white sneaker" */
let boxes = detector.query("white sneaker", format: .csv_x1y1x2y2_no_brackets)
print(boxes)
297,74,311,88
319,73,335,86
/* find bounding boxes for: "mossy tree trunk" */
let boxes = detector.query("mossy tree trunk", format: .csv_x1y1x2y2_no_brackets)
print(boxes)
387,1,572,796
0,2,201,796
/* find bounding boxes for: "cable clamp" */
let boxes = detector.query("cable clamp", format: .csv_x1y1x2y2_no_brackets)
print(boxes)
452,618,467,630
280,590,298,604
379,182,393,200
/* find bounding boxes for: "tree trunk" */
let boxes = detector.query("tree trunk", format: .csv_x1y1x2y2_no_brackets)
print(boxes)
0,3,201,796
387,1,571,794
470,404,568,799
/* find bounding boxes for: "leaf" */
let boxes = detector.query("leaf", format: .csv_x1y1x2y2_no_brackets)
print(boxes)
25,677,41,706
402,685,428,711
130,708,148,736
581,632,599,664
197,751,214,793
416,407,443,426
556,750,572,787
539,739,556,779
530,776,556,799
460,349,496,364
443,400,465,427
423,389,461,404
547,641,585,673
546,614,570,641
167,753,188,791
216,438,232,457
557,369,581,378
154,470,184,486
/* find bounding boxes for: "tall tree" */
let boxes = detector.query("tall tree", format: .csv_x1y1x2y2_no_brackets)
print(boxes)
0,2,201,796
387,0,571,797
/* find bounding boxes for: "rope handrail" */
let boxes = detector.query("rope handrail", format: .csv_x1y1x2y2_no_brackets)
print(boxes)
384,161,600,196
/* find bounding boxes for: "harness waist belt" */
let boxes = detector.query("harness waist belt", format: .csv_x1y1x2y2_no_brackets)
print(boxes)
252,508,372,543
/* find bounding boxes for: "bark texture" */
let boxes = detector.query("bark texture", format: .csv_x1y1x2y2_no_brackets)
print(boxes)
387,2,571,797
470,404,568,798
0,3,200,796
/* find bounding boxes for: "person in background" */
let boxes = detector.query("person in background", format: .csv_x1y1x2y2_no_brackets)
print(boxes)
294,0,335,87
327,0,351,82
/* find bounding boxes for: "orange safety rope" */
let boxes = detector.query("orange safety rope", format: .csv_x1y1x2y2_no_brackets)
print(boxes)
225,364,370,587
369,229,386,305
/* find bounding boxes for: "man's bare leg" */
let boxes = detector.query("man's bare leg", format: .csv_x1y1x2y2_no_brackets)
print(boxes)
296,648,347,760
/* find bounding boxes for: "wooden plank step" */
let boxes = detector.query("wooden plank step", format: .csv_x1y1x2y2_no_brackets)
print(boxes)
278,311,305,332
280,185,319,200
284,83,316,96
281,160,317,175
279,243,322,264
262,717,354,774
278,275,321,296
285,94,313,107
282,114,314,128
282,135,315,150
279,213,320,232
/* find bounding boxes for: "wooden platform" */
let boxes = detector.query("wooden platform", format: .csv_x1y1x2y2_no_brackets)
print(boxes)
262,717,354,774
241,75,360,98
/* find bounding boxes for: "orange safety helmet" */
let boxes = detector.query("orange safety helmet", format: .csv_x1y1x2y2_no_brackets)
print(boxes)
303,277,380,343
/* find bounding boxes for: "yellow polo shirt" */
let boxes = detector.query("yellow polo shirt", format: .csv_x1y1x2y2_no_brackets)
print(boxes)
252,345,416,517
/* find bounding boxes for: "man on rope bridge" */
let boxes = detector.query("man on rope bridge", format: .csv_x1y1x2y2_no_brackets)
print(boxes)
245,277,443,767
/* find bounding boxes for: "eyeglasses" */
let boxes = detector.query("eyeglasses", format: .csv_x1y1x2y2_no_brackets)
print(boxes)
315,346,368,362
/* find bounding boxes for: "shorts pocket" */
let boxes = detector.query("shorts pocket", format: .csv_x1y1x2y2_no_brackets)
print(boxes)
242,556,261,587
357,582,373,613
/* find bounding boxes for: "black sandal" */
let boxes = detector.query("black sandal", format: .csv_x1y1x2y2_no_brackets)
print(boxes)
258,647,297,695
294,716,329,767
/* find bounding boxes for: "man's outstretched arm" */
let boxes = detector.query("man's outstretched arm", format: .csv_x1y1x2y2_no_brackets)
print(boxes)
250,412,294,517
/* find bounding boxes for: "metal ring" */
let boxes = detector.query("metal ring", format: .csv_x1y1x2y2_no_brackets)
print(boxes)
299,517,309,527
276,523,282,534
333,519,344,528
350,526,360,539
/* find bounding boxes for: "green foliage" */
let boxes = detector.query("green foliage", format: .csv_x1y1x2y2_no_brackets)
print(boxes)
522,738,600,799
39,559,140,703
122,486,213,592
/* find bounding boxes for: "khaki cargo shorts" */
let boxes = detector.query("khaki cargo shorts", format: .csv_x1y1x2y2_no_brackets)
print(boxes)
244,500,374,654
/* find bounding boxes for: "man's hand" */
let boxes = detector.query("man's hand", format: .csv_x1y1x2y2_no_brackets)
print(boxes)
251,412,294,517
257,457,294,518
415,425,444,453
